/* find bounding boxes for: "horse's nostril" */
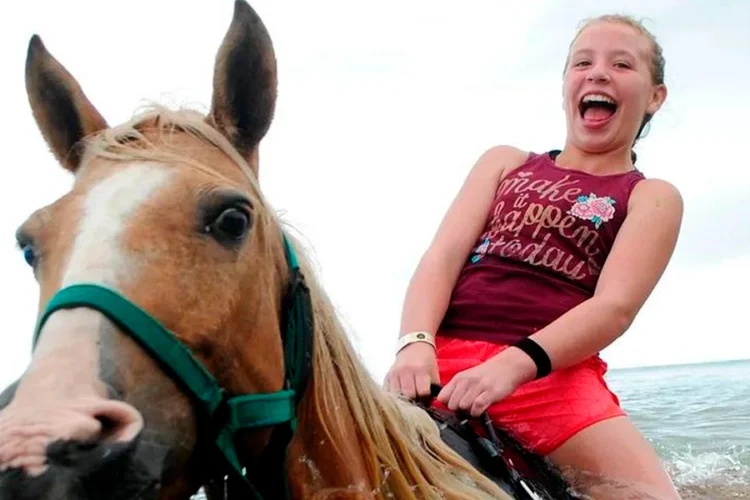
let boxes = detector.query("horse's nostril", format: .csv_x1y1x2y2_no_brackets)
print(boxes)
96,415,119,441
89,400,144,444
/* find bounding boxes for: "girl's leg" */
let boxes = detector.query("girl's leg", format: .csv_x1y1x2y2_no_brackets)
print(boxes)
547,415,681,499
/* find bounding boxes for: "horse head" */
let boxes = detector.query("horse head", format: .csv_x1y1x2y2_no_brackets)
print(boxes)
0,2,518,499
0,2,296,497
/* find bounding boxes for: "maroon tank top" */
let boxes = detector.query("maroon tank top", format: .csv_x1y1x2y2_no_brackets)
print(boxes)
437,150,645,345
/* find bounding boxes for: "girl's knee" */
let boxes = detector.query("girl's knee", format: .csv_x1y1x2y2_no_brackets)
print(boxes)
548,417,681,499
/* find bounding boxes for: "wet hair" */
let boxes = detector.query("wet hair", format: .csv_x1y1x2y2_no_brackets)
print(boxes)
566,14,666,164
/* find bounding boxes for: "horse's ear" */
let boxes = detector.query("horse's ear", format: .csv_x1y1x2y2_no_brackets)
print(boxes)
207,0,277,175
25,35,108,173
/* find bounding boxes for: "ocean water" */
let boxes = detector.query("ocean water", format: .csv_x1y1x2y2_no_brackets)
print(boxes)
605,358,750,499
191,359,749,499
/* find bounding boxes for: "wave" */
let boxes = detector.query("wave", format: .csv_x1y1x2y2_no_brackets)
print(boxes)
668,445,750,499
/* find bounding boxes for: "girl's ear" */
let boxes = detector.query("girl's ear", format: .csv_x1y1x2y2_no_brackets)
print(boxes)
647,84,668,116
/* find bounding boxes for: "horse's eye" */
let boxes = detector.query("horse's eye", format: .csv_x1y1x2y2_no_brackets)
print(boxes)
21,243,36,267
207,207,251,245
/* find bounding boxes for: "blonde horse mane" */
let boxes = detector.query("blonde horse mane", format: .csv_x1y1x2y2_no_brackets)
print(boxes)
80,104,510,500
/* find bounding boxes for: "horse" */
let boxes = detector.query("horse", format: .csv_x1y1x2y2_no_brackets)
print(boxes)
0,2,575,498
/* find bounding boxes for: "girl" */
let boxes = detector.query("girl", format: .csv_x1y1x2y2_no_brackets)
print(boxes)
384,14,683,499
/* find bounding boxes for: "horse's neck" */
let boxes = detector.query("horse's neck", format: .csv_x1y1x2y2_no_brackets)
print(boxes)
286,379,374,498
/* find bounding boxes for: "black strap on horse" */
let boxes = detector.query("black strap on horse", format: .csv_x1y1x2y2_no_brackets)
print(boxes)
237,258,315,500
204,237,315,500
412,384,576,500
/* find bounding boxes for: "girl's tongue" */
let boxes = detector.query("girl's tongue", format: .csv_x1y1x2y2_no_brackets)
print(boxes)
584,106,615,122
581,100,617,125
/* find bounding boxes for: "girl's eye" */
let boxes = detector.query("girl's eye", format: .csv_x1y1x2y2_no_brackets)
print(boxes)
614,61,631,69
574,60,591,67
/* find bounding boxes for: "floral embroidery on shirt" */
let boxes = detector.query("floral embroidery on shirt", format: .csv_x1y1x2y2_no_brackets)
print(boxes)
568,193,616,229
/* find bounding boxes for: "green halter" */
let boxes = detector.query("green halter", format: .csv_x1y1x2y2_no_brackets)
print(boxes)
31,234,314,500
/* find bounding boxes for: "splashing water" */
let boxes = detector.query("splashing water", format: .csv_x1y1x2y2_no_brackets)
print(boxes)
668,445,749,486
607,359,750,499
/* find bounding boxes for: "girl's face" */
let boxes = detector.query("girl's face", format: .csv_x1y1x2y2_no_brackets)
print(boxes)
562,21,667,158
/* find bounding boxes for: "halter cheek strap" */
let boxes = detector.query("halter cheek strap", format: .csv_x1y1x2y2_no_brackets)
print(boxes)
31,234,314,500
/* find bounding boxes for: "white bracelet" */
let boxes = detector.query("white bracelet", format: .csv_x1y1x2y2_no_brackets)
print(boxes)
396,331,436,353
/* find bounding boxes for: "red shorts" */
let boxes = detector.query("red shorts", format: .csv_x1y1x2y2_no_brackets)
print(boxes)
431,337,626,455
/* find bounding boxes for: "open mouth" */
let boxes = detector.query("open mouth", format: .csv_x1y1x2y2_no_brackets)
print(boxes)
578,94,618,123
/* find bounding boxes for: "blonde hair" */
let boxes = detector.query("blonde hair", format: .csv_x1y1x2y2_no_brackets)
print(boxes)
563,14,667,159
82,104,511,499
567,14,666,85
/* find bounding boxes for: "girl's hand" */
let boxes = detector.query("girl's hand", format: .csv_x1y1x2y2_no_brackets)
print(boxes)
383,342,440,400
436,346,537,417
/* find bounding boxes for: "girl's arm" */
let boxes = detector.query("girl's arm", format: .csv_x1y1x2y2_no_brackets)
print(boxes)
506,177,685,380
437,177,684,415
385,145,528,399
398,145,529,338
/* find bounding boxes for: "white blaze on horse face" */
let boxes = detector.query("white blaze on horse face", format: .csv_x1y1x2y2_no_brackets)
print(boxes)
62,163,173,287
8,164,173,415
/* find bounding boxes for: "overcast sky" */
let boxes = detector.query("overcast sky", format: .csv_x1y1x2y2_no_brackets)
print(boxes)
0,0,748,389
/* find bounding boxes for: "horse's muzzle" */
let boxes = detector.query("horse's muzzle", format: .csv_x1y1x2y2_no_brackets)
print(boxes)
0,380,159,500
0,433,161,500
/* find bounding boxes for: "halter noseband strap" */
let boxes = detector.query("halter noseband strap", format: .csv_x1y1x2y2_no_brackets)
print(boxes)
31,234,314,500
